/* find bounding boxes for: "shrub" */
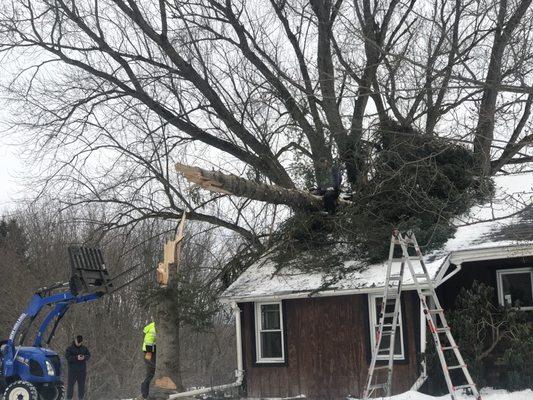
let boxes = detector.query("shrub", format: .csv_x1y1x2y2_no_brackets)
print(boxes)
424,281,533,394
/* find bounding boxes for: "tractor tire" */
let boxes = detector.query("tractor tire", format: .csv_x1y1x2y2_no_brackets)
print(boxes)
37,383,64,400
54,384,64,400
3,381,39,400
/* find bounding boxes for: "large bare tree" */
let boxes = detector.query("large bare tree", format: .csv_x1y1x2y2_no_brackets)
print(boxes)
1,0,531,225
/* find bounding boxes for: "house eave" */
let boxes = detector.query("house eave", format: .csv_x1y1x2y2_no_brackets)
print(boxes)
219,282,431,304
448,243,533,265
220,243,533,304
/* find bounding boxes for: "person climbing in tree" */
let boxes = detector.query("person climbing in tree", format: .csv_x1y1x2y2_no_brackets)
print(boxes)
312,158,344,214
139,321,156,400
65,335,90,400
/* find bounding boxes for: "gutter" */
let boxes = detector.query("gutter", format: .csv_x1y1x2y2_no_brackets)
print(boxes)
449,243,533,265
168,302,244,399
220,282,435,304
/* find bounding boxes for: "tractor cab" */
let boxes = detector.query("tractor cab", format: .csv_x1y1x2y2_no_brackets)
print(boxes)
1,246,112,400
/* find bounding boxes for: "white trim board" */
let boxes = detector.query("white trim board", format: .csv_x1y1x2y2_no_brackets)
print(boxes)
254,301,285,363
496,267,533,310
367,293,405,360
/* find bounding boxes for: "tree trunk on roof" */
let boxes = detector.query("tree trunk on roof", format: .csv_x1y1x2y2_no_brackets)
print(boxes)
175,162,326,210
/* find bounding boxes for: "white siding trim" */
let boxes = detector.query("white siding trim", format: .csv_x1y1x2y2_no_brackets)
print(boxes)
254,301,285,363
496,267,533,311
367,294,405,360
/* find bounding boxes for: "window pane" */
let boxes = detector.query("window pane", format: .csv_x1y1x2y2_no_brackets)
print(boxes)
261,304,281,330
502,273,533,307
375,328,402,354
374,297,402,356
261,331,282,359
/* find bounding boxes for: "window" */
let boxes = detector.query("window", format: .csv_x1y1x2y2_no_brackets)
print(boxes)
368,294,405,360
497,268,533,310
254,302,285,363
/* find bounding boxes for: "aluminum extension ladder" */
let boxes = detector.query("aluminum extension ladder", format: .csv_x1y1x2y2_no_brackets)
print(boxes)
362,229,481,400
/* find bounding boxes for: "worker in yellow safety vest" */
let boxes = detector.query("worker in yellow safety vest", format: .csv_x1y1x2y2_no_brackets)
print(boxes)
139,321,156,399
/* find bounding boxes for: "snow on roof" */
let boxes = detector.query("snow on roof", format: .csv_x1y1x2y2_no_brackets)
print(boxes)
221,172,533,301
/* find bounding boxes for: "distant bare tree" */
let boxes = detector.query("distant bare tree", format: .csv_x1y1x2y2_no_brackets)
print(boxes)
0,207,235,399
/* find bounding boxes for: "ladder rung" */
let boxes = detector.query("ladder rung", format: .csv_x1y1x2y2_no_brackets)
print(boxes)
427,309,444,314
414,273,429,278
448,364,466,370
373,365,390,371
381,331,394,336
454,384,475,390
391,256,422,262
442,345,458,351
436,327,450,333
389,275,402,280
383,312,396,318
392,239,415,245
369,384,386,390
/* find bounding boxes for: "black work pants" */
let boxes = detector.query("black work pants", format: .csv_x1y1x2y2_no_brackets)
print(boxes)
141,354,156,399
66,368,86,400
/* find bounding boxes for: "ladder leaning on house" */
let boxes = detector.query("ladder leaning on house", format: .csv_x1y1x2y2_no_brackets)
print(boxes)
362,229,482,400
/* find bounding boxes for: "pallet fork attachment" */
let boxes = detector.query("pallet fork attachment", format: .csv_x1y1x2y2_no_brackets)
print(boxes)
68,246,113,295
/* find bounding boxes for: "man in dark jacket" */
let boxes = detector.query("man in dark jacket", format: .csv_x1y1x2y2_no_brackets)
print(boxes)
65,335,91,400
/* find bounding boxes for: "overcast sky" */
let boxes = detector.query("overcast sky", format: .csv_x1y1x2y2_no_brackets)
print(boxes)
0,51,32,213
0,108,25,213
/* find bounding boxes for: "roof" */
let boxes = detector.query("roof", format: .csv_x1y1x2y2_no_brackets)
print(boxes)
221,172,533,302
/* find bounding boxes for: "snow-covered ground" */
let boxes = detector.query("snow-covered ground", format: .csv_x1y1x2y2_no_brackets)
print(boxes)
349,388,533,400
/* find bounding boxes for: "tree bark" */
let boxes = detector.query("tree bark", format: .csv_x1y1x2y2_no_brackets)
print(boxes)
175,163,351,210
309,0,345,187
154,261,184,393
473,0,533,175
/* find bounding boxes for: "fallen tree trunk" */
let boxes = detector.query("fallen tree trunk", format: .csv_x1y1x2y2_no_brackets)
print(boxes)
175,162,327,210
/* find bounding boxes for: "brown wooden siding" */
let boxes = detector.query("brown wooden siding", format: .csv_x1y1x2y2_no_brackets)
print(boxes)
239,292,420,400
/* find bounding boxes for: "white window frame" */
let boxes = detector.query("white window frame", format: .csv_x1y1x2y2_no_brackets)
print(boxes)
368,293,405,360
254,301,285,363
496,267,533,311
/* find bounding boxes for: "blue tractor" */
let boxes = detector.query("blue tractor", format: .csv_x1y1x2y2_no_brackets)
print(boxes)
0,247,113,400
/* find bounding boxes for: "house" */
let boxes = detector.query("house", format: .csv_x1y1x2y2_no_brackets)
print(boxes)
220,172,533,400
